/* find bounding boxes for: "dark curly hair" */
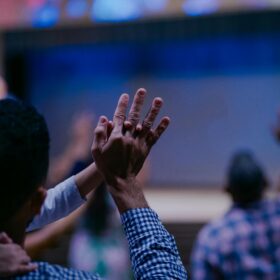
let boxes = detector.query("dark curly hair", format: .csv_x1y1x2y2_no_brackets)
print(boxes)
0,99,50,224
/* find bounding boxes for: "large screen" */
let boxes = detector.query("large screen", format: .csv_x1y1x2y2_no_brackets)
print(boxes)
26,33,280,187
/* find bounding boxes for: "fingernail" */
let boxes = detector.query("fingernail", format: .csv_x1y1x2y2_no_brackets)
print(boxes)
139,89,146,96
100,117,106,123
155,98,162,106
163,117,170,124
122,93,129,101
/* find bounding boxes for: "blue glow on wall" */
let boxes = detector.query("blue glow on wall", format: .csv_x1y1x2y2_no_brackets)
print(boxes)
26,33,280,185
66,0,88,18
140,0,168,12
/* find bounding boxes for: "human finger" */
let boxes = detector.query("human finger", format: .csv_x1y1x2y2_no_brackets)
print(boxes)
13,245,31,263
15,263,38,275
107,120,114,138
112,94,129,135
0,232,12,244
146,117,170,146
92,116,108,160
123,120,134,135
132,123,142,138
141,97,163,136
126,88,146,133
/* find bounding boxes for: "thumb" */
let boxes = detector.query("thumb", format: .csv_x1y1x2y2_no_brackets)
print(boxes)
0,232,12,244
92,116,108,160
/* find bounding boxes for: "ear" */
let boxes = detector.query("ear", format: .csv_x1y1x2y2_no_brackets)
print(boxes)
30,187,47,216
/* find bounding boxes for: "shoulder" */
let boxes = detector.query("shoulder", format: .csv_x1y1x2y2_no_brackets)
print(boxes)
196,209,243,248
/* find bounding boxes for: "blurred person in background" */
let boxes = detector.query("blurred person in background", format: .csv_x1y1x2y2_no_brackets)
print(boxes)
47,111,95,186
191,150,280,279
68,183,132,280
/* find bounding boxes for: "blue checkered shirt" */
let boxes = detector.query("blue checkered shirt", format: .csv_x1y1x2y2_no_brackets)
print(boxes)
191,199,280,280
5,208,187,279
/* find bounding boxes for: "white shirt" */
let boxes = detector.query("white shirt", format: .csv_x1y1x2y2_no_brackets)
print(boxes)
27,176,86,232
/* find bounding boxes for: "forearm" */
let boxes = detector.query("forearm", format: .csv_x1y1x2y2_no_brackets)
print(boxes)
74,162,103,198
121,208,188,279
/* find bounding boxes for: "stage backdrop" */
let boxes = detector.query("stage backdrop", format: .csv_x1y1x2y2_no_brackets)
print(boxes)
26,34,280,187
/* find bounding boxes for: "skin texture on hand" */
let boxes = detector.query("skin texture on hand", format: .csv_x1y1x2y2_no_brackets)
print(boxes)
0,232,37,277
92,88,170,213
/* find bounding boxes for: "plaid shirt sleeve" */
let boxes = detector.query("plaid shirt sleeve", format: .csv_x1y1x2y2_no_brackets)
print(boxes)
11,262,100,279
121,208,188,279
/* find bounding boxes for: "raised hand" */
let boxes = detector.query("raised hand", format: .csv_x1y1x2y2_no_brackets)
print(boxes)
92,88,169,184
0,232,37,277
91,88,170,212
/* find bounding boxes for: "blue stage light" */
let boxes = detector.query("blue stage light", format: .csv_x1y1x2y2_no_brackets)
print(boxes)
32,2,60,27
91,0,141,22
182,0,219,16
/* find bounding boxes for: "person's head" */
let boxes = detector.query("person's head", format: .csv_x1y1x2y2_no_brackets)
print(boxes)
0,99,50,243
225,150,268,206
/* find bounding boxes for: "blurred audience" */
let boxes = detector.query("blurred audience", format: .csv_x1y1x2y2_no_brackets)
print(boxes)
190,150,280,279
69,183,132,280
47,112,95,186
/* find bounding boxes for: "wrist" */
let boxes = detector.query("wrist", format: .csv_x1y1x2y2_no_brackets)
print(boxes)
108,177,149,214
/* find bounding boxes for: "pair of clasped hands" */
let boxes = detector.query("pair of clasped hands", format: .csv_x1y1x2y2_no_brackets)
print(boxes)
0,88,170,277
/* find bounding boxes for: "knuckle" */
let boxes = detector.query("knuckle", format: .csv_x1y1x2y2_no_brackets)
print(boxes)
150,108,158,118
125,138,133,146
112,135,123,143
142,120,153,128
114,113,126,121
91,145,99,155
128,112,140,123
94,127,104,135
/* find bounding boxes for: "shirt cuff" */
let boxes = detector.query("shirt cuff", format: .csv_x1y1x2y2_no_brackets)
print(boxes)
121,208,166,244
